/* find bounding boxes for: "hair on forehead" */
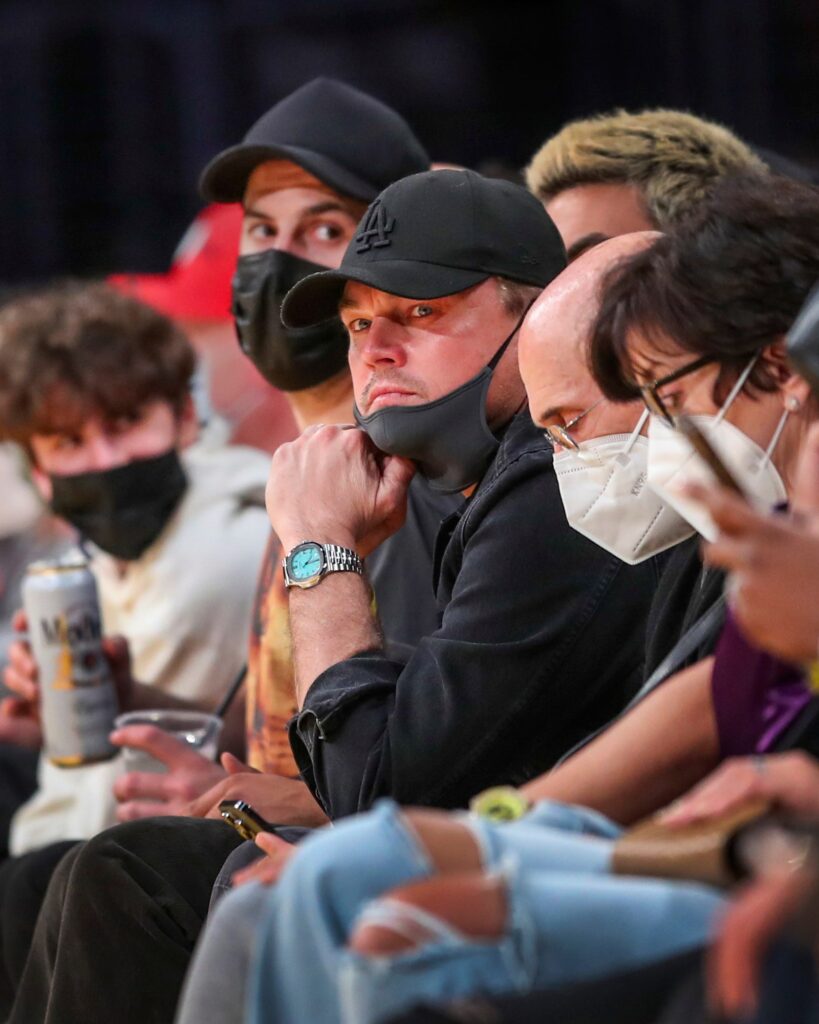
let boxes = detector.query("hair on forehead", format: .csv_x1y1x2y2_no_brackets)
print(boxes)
587,172,819,404
0,281,194,446
526,108,767,230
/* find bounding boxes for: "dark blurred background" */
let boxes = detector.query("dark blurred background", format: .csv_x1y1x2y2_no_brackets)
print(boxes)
1,0,817,284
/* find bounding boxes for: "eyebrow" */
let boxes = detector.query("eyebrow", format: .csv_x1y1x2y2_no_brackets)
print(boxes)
629,362,656,384
242,201,354,220
566,232,610,262
537,406,561,424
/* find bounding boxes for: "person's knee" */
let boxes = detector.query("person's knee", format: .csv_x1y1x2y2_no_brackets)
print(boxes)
286,809,404,894
400,809,482,874
65,819,152,889
348,874,507,959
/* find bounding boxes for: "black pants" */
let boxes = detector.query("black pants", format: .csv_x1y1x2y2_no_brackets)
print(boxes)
383,948,704,1024
0,744,38,859
8,817,243,1024
0,839,78,1017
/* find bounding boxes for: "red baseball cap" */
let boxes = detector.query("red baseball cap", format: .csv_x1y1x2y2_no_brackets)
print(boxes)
108,203,242,322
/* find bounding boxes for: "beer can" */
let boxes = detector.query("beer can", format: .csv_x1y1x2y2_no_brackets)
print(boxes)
22,552,119,766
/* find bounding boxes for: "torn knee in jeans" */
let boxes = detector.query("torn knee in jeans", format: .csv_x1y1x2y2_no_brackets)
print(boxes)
347,874,508,959
399,809,484,875
347,899,446,956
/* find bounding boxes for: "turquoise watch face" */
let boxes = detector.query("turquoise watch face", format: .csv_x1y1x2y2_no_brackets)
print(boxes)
288,543,324,582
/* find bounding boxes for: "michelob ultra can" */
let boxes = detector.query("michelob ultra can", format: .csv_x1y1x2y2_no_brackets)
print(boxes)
22,553,118,766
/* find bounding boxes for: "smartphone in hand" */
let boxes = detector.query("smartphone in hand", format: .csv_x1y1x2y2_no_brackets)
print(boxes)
675,414,747,498
219,799,276,842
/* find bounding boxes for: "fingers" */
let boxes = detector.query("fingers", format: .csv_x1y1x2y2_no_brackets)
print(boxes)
707,891,762,1018
116,800,183,823
381,453,416,496
659,759,766,826
187,778,232,820
11,608,27,633
701,535,750,574
707,871,809,1018
661,752,819,826
109,724,206,769
255,830,292,859
0,705,41,748
112,770,177,803
0,696,35,719
221,752,258,776
195,773,268,820
231,835,297,888
103,634,131,667
4,641,38,702
102,636,133,704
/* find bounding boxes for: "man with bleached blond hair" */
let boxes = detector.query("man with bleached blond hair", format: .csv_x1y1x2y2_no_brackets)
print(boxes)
525,108,767,260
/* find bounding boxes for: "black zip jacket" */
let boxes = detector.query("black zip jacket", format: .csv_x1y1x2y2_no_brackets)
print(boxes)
289,412,666,818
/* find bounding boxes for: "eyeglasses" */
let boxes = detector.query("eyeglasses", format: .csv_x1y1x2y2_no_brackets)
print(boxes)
638,355,715,426
543,399,603,451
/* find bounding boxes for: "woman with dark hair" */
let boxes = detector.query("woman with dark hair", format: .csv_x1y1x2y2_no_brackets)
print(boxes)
582,172,819,767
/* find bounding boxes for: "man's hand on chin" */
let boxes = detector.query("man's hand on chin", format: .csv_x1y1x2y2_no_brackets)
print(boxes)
266,424,416,557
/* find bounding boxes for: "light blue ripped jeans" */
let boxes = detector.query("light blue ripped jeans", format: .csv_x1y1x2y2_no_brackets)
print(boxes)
207,798,725,1024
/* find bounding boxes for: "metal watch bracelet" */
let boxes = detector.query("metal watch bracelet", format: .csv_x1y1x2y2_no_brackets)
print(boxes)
323,543,364,575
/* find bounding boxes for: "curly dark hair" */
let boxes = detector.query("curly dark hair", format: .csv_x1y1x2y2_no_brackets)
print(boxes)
0,280,195,446
588,172,819,404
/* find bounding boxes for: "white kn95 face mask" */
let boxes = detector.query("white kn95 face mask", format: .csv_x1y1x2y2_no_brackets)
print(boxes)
645,358,788,542
553,411,694,564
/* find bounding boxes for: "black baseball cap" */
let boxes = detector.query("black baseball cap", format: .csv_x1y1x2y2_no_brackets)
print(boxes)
281,169,567,328
199,78,430,203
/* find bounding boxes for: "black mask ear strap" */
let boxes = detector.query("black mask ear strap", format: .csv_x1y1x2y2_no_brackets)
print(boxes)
487,299,536,371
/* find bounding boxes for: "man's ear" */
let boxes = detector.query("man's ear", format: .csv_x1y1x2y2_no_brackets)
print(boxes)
176,396,199,449
30,464,52,502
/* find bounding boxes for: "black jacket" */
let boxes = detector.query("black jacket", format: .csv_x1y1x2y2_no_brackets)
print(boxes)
643,536,726,677
289,412,666,818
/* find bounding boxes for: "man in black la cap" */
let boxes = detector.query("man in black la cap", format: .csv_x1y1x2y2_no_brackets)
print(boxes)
260,167,665,818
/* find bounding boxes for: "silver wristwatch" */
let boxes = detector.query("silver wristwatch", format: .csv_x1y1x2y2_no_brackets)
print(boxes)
282,541,363,590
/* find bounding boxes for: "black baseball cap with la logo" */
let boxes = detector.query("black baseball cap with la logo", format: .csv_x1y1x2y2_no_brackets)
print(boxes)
199,78,429,204
281,169,567,328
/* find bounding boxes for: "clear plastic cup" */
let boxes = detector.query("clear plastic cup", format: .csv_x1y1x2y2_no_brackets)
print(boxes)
113,709,224,774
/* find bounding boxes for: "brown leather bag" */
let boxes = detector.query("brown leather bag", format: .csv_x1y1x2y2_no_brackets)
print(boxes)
611,798,772,888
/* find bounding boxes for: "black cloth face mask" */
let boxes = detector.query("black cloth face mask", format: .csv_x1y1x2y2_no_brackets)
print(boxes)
232,249,350,392
49,449,188,561
354,309,529,494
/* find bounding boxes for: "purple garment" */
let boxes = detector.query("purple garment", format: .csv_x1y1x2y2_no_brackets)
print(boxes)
712,608,812,757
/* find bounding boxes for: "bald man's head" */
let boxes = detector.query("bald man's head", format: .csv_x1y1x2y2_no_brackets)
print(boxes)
520,231,660,444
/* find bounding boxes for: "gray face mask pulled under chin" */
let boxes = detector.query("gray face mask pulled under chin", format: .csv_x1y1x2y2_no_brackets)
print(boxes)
353,311,527,494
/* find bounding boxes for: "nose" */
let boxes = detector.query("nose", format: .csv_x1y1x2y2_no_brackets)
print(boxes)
272,232,296,255
84,432,128,471
356,317,408,369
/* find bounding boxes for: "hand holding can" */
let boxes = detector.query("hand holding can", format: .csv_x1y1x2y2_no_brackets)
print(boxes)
22,553,120,766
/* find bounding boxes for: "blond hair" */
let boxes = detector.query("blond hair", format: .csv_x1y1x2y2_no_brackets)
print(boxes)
525,109,767,229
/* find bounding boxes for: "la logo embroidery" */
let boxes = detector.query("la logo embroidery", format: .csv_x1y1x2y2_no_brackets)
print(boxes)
355,201,395,252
